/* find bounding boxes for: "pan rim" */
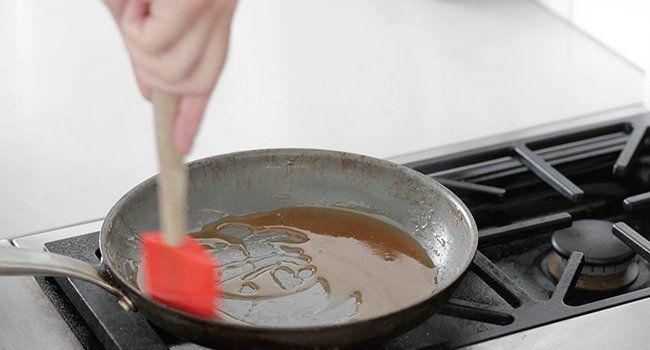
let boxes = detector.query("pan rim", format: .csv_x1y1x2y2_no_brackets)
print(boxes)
100,148,478,333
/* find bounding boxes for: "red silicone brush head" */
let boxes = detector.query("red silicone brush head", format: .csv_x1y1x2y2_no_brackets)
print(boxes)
140,232,220,317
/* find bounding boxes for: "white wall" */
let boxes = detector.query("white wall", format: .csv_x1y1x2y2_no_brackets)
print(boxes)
535,0,650,71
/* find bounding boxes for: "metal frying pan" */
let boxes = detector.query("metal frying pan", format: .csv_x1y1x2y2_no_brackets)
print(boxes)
0,149,478,348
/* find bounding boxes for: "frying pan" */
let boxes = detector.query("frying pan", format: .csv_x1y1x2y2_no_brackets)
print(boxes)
0,149,478,348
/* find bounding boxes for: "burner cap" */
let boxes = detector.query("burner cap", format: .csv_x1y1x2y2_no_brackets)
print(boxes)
551,220,634,265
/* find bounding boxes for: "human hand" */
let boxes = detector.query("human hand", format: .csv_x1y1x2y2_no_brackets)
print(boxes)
104,0,237,155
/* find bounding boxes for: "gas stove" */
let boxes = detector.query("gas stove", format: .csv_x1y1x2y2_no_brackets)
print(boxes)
8,108,650,349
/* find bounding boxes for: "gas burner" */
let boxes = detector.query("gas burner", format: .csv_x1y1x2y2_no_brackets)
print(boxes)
547,219,639,292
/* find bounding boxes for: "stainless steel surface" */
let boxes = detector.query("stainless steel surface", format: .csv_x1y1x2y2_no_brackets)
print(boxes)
463,298,650,350
96,148,479,348
0,246,134,311
388,104,646,165
0,240,83,350
103,149,477,296
12,220,103,250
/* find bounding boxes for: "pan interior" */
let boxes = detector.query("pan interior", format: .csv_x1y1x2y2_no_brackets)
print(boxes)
102,149,477,327
182,206,438,326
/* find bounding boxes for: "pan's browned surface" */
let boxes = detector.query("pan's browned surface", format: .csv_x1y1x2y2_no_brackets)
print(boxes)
100,149,478,348
191,206,439,326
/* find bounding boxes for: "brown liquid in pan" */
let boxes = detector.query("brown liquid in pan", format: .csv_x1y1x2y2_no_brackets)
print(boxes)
142,207,438,327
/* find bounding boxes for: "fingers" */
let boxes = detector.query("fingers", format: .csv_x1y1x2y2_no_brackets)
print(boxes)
130,10,233,95
123,0,212,54
126,10,218,85
174,94,210,155
183,8,235,90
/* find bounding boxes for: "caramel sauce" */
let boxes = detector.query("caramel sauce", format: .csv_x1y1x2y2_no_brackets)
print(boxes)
138,207,438,327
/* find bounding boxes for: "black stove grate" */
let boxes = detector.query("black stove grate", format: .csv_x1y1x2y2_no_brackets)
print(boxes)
46,233,208,350
40,113,650,349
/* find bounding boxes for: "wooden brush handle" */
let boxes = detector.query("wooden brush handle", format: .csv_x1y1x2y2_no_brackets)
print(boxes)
153,90,187,247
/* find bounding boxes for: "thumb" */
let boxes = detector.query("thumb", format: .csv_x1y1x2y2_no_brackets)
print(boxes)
174,94,210,155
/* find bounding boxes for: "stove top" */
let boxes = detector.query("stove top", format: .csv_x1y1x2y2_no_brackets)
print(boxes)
24,111,650,348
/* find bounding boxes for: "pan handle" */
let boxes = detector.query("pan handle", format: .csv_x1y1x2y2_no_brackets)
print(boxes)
0,246,135,311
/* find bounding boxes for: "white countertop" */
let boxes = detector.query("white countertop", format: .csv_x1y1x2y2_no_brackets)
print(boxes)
0,0,643,238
